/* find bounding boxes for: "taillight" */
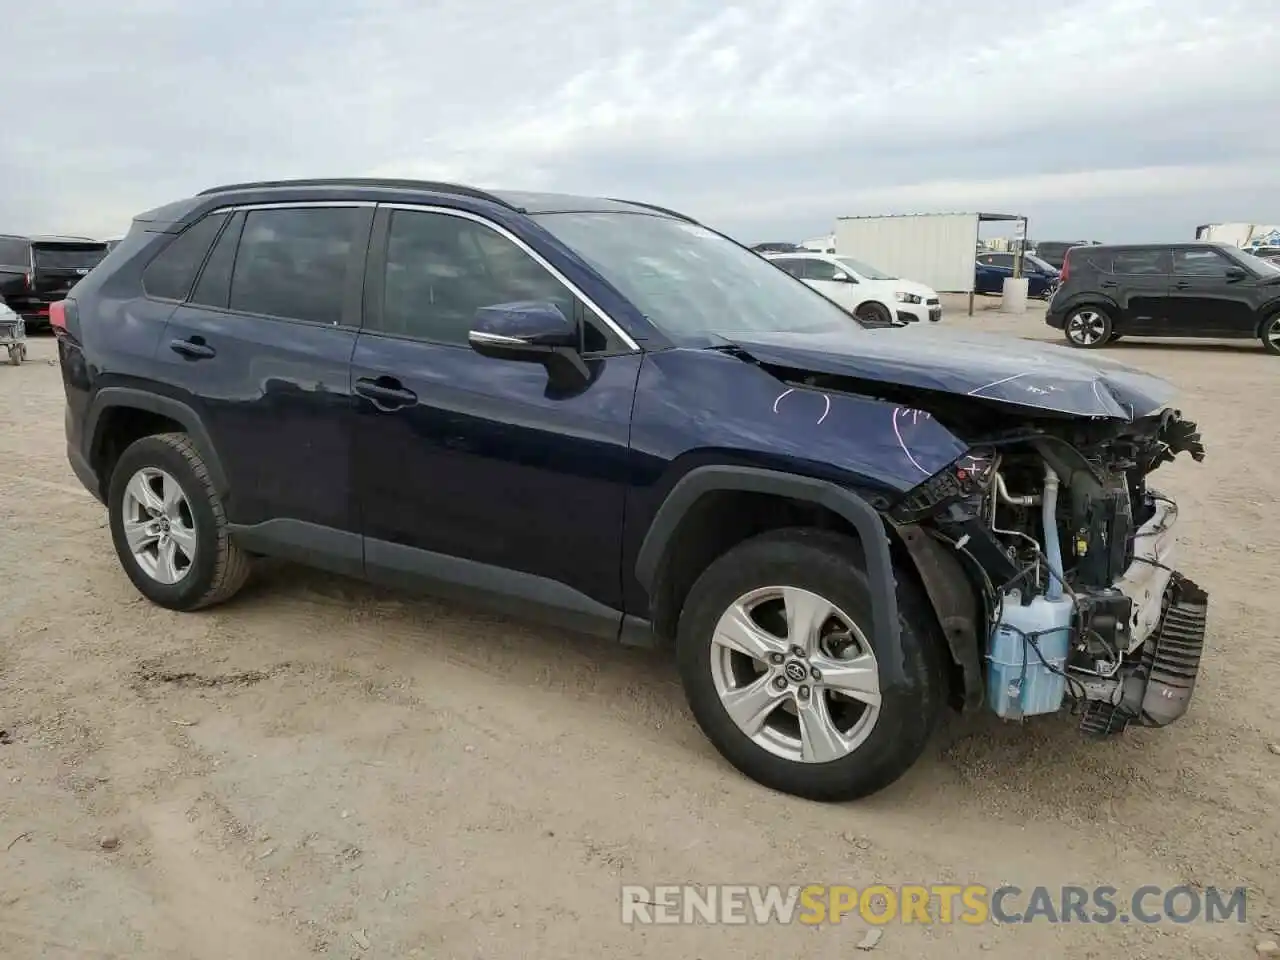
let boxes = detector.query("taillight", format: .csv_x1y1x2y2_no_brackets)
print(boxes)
1060,251,1071,282
23,270,31,289
49,299,68,333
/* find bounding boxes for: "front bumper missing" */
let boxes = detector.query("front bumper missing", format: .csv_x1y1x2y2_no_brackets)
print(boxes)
1073,496,1209,735
1116,495,1178,651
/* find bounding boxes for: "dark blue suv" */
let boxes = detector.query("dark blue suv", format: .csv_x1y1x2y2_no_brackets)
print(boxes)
55,179,1210,802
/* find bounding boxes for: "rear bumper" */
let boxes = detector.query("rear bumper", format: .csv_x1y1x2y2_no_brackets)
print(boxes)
1045,308,1067,330
67,440,103,503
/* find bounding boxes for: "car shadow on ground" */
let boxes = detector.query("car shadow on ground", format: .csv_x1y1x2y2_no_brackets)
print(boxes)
231,560,1161,811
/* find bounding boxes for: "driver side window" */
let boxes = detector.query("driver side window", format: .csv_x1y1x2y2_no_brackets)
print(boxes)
802,258,839,282
377,209,608,348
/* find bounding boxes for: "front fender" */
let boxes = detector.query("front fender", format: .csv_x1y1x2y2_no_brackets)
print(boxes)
636,464,912,693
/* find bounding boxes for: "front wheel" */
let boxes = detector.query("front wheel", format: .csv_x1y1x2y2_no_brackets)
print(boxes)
1063,306,1113,348
854,302,894,328
6,344,19,366
675,528,945,802
1261,314,1280,355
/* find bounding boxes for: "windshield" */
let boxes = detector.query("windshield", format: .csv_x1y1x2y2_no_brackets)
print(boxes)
533,212,862,343
32,243,107,270
1024,253,1056,273
1236,248,1280,276
836,256,895,280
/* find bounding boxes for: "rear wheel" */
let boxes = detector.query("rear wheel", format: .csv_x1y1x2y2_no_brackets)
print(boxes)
1063,306,1113,348
675,528,945,802
855,302,894,327
1261,314,1280,355
107,433,252,611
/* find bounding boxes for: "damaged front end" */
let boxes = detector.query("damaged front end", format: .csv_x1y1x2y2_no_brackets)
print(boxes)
888,403,1209,735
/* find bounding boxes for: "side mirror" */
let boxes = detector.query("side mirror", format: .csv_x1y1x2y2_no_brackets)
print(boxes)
831,271,852,283
1224,265,1247,281
468,301,590,388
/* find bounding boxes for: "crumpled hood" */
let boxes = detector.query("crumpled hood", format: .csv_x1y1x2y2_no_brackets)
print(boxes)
725,325,1179,420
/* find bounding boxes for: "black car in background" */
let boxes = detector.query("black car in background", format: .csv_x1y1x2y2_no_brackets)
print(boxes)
0,234,110,330
1046,241,1280,354
1033,240,1098,270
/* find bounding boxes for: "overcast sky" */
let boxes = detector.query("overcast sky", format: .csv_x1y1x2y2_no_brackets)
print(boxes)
4,0,1277,245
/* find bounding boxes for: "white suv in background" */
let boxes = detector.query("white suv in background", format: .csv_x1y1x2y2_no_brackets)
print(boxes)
766,252,942,326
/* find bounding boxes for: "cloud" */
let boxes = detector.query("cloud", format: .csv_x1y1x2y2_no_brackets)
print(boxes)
2,0,1277,243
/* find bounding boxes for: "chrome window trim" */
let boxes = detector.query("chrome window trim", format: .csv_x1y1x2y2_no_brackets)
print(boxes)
381,202,641,353
218,201,377,211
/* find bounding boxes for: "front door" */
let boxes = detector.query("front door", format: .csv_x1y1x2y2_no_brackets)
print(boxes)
1166,247,1257,337
350,205,641,635
799,257,860,310
1108,248,1172,335
155,203,371,571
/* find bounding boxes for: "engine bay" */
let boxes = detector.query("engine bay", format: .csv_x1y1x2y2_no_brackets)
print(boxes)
890,405,1209,733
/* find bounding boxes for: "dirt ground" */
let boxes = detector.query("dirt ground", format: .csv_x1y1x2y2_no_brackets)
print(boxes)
1,305,1278,959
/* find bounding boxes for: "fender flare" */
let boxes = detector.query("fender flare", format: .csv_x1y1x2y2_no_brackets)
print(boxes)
635,465,909,690
86,388,229,496
1255,300,1280,338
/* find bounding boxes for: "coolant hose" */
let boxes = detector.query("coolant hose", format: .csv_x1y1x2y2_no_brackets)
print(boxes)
1042,465,1067,600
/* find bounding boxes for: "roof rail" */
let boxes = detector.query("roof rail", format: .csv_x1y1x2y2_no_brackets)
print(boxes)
195,178,518,209
604,197,697,223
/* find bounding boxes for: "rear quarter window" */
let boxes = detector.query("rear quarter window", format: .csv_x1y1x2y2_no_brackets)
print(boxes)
142,213,230,301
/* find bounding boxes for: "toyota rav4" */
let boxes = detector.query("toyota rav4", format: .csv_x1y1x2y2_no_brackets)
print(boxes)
54,178,1209,801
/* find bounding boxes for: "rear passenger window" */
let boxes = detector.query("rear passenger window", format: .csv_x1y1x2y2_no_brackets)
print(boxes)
142,213,227,301
190,212,243,309
1172,249,1231,277
228,207,359,325
1112,250,1168,275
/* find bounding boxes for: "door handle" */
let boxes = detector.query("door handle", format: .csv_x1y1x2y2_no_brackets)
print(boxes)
1174,281,1191,289
354,377,417,409
169,337,216,360
1099,280,1118,288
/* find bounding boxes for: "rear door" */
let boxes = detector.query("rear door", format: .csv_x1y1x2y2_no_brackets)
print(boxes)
154,203,372,568
349,204,641,629
1108,248,1172,335
1167,247,1256,337
975,253,1013,293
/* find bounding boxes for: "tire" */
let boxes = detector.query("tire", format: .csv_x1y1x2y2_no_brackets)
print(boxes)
855,302,894,328
107,432,252,611
1261,314,1280,356
7,346,19,366
1063,305,1113,348
675,528,946,802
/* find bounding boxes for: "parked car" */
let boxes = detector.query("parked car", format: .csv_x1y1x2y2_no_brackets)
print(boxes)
1046,242,1280,353
1246,245,1280,264
0,234,109,331
1032,240,1098,271
55,178,1209,802
750,241,803,254
766,252,941,325
974,252,1059,299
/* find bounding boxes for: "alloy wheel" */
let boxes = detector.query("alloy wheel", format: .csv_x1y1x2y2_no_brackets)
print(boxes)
1066,309,1107,345
121,467,198,585
709,586,881,764
1267,317,1280,349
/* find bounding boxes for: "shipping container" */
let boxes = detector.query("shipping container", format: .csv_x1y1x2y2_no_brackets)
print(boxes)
833,213,1019,293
